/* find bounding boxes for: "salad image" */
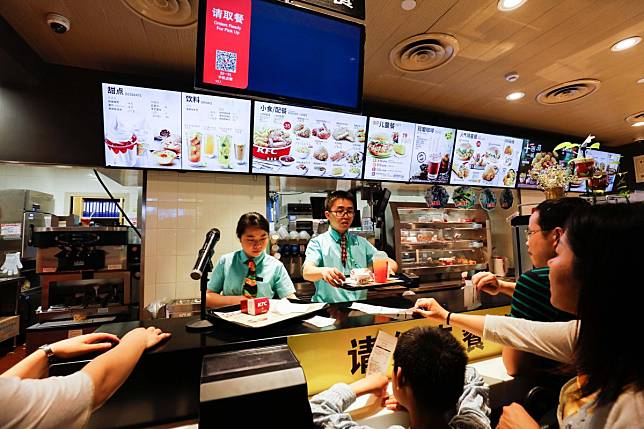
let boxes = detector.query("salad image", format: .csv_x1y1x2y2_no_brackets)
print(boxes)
452,186,477,209
455,142,474,161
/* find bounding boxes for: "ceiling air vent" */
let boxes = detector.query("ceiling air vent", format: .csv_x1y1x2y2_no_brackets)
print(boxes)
625,111,644,125
536,79,601,105
389,33,459,72
121,0,197,28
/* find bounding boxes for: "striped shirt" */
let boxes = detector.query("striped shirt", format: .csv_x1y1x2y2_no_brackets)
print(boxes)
510,267,575,322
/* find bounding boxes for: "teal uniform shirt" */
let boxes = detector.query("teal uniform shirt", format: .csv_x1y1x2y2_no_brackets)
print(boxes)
207,250,295,299
304,228,377,303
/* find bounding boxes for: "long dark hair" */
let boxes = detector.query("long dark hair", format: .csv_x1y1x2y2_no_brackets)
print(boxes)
566,202,644,406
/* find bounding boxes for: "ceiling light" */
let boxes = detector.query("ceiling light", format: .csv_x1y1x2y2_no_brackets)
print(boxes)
401,0,417,11
506,91,525,101
610,36,641,52
632,122,644,127
498,0,527,12
637,78,644,84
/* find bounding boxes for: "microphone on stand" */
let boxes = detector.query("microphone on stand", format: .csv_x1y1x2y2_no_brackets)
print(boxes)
186,228,220,332
190,228,221,280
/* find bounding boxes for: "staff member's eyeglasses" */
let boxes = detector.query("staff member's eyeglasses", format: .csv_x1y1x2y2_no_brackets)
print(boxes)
328,209,355,218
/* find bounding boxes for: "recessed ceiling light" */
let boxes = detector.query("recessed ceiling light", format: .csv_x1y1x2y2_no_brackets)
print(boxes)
506,91,525,101
610,36,641,52
632,122,644,127
497,0,527,12
401,0,417,11
637,77,644,84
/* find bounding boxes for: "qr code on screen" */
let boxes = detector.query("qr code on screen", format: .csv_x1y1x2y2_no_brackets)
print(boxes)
215,50,237,73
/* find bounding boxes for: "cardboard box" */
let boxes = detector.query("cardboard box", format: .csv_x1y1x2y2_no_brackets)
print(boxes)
0,316,19,343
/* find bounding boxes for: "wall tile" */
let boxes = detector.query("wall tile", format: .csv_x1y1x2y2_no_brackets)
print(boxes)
176,230,197,255
157,202,178,229
156,255,177,283
177,202,197,229
157,229,178,256
175,281,197,299
144,230,158,257
145,203,158,230
155,282,175,302
176,255,195,283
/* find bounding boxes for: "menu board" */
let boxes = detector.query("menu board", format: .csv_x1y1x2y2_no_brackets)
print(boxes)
181,93,251,172
568,149,621,193
102,83,182,169
517,142,575,189
409,125,456,184
363,118,416,182
251,102,367,178
449,130,523,188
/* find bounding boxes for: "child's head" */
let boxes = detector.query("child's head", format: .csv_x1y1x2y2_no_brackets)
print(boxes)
393,327,467,414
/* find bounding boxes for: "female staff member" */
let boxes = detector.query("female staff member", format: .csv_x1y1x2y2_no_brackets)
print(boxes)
206,212,296,308
413,203,644,428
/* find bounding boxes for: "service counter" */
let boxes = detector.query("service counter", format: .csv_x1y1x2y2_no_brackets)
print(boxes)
70,290,510,428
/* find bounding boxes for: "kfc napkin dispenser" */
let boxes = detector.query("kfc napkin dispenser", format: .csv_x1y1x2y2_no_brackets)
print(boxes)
199,344,312,428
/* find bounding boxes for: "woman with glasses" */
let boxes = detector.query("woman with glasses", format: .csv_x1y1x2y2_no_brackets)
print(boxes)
471,197,588,377
303,191,397,303
206,212,296,308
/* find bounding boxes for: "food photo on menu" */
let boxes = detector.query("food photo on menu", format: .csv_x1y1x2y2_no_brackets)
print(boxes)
448,129,523,188
102,83,182,170
409,125,456,184
517,141,575,188
251,102,366,179
363,118,416,182
180,93,251,173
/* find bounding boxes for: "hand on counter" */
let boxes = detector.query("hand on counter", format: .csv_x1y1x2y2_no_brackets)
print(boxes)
413,298,448,323
122,327,172,350
497,403,539,429
349,374,389,397
321,267,346,288
50,332,121,359
472,271,515,297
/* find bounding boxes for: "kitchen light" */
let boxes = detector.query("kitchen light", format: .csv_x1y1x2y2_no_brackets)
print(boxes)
506,91,525,101
632,122,644,127
637,77,644,84
497,0,527,12
610,36,641,52
401,0,417,11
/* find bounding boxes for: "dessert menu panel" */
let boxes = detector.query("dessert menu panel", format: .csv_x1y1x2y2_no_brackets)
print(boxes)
180,93,251,172
569,149,621,193
102,83,182,169
408,125,456,184
449,129,523,188
363,118,416,182
251,102,367,178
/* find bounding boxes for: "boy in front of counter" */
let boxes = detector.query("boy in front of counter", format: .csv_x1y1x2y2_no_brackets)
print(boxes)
302,191,398,303
310,326,491,429
472,197,588,376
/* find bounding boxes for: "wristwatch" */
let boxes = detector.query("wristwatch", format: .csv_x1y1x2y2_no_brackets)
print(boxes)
38,344,56,364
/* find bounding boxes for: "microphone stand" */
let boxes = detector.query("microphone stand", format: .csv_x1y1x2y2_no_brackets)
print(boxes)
186,229,220,332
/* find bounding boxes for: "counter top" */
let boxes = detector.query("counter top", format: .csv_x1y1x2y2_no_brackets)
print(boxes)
80,290,509,428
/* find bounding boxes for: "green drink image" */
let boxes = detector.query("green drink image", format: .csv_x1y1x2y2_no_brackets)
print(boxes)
218,135,231,168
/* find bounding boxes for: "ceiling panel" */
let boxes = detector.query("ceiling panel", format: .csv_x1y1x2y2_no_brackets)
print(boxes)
1,0,642,145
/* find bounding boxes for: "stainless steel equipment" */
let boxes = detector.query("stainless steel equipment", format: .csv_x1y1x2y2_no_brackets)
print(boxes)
390,202,492,284
0,189,55,260
511,215,532,277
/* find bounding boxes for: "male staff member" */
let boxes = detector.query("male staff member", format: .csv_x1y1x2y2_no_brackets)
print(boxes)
303,191,397,303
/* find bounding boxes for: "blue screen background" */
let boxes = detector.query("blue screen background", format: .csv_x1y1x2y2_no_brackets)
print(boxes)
248,0,362,109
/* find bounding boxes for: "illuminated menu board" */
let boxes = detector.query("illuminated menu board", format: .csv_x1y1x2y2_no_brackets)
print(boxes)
408,125,456,184
251,102,367,178
363,118,416,182
180,93,251,173
449,129,524,188
568,149,621,193
102,83,182,169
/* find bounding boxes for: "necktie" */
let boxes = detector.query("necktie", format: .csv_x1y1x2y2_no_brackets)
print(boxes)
242,258,258,298
340,233,347,267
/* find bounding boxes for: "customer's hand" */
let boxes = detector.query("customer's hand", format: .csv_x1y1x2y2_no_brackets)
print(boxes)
497,403,539,429
384,394,406,411
50,332,120,359
122,326,171,350
472,271,500,295
321,267,346,288
350,374,389,397
414,298,449,323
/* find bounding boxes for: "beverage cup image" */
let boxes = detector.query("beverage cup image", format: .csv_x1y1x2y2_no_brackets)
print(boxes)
204,134,215,158
218,135,231,168
234,141,246,164
372,251,389,283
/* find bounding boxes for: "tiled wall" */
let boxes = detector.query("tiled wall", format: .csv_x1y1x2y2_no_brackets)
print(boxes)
143,171,266,308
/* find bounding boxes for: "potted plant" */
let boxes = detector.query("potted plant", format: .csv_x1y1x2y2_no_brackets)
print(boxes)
553,134,600,178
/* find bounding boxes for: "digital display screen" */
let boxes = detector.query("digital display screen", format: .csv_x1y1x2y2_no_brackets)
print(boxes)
251,101,367,179
449,129,524,188
568,149,621,193
196,0,364,111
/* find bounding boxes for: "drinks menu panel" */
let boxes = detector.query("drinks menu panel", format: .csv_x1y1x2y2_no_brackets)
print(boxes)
180,93,251,172
363,118,416,182
449,130,523,188
408,125,455,184
251,102,367,178
103,83,182,169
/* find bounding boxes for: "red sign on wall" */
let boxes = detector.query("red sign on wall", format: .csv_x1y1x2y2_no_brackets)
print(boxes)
202,0,252,89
